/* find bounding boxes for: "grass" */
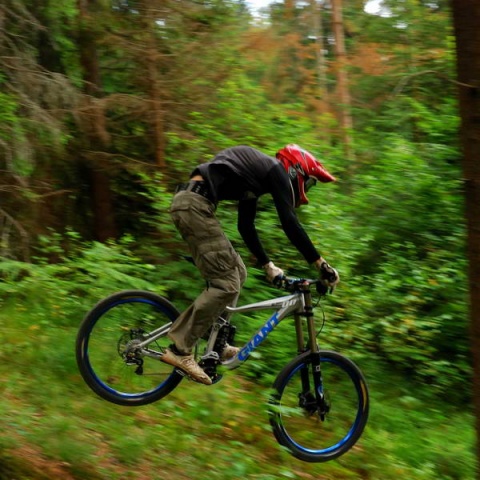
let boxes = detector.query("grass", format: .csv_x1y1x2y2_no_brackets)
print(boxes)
0,300,476,480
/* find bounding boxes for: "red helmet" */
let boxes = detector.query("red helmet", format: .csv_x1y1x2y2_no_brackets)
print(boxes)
276,144,336,207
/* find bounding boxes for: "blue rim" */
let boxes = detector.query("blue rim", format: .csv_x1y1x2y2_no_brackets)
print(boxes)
278,356,366,455
82,297,176,400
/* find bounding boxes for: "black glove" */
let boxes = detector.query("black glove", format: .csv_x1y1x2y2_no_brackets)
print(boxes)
316,258,340,293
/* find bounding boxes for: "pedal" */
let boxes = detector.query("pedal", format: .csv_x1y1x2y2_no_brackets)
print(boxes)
210,373,223,384
174,368,197,382
201,351,220,362
174,368,188,377
198,356,220,385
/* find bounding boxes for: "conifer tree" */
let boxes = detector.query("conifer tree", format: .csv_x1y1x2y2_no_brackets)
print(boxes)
451,1,480,476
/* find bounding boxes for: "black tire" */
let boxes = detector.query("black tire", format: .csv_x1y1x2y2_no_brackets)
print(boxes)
269,350,369,462
76,290,183,406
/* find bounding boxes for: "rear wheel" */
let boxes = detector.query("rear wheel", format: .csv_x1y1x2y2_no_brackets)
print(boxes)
269,350,369,462
76,290,183,406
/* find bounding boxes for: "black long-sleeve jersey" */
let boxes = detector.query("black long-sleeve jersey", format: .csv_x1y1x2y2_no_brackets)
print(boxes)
192,146,321,266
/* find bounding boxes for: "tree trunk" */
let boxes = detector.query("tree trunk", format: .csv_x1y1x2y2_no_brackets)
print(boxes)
77,0,118,241
331,0,354,166
311,0,329,106
147,50,166,171
451,1,480,478
143,2,166,171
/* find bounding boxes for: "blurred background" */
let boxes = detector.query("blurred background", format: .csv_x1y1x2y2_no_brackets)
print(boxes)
0,1,475,479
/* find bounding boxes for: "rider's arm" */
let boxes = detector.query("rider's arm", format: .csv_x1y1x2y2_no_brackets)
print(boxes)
266,164,321,265
238,197,270,266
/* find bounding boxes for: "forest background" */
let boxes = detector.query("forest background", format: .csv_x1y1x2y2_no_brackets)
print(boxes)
0,0,476,479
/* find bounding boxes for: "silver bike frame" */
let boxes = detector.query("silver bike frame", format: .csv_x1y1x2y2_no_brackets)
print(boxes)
135,288,312,366
209,292,306,369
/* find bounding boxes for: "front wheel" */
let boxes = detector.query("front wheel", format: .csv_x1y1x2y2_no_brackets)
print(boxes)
76,290,183,406
269,350,369,462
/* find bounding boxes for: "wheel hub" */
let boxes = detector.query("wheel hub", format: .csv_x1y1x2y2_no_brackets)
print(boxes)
118,330,145,374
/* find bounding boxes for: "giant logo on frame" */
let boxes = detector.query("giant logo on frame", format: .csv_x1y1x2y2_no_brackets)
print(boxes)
238,313,280,361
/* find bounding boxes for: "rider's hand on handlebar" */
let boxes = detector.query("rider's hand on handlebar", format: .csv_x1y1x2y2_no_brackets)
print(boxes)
263,261,284,286
315,257,340,293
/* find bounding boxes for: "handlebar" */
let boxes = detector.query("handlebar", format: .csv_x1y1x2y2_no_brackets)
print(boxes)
182,255,332,296
274,275,330,296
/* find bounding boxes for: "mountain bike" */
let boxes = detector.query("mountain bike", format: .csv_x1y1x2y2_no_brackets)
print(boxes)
75,277,369,463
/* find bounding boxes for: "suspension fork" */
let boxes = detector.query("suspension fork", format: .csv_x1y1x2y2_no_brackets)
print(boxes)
295,288,325,414
294,312,311,397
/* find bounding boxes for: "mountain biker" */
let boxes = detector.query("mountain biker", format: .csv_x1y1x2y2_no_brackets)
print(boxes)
162,145,339,384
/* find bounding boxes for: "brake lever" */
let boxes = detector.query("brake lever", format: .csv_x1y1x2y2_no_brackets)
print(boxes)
316,282,330,296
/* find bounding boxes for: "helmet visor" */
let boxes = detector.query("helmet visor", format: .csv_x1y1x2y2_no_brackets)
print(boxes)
304,176,317,192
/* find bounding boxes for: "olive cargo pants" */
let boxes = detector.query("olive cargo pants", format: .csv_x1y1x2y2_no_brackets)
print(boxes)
168,191,247,354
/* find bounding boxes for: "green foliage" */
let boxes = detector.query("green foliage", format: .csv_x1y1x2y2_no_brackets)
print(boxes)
41,0,82,83
0,330,475,480
349,246,469,392
358,366,475,480
0,0,475,477
0,91,21,138
0,91,32,176
334,127,469,395
0,233,162,326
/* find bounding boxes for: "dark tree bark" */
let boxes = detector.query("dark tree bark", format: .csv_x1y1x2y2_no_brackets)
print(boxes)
77,0,118,241
141,1,166,171
331,0,354,166
451,1,480,477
